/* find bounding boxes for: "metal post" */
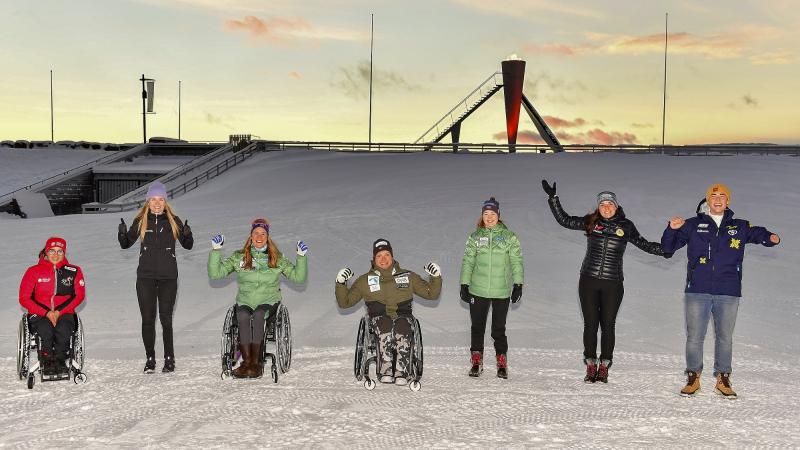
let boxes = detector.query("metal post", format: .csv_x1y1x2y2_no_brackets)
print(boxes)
661,13,668,147
178,80,181,140
50,70,54,142
141,74,147,144
368,14,374,146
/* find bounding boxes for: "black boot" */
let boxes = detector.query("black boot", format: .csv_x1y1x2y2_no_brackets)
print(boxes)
143,356,156,374
162,356,175,373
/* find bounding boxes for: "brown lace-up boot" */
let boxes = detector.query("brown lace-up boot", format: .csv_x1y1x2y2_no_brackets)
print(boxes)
680,371,701,396
715,373,737,399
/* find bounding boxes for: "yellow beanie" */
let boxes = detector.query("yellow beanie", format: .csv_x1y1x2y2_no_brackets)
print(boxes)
706,183,731,204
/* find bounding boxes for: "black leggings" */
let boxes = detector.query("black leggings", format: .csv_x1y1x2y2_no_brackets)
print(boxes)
578,275,624,362
136,278,178,359
30,313,75,359
469,296,510,354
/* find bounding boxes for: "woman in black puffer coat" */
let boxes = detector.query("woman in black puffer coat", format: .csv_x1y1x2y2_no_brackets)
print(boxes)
542,180,670,383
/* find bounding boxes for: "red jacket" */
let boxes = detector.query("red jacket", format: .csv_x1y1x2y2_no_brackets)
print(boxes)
19,257,85,316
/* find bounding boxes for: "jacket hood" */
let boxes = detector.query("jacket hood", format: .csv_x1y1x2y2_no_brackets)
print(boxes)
695,198,734,220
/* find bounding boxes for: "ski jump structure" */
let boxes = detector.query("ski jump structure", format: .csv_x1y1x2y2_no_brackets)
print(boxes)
415,58,562,152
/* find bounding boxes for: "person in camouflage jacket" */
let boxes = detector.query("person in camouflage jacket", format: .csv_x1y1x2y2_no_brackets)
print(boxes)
336,238,441,386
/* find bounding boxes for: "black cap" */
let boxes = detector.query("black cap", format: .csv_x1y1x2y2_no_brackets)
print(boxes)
373,238,393,257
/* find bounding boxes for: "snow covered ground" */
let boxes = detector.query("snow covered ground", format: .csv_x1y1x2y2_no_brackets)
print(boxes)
1,149,798,448
0,147,107,195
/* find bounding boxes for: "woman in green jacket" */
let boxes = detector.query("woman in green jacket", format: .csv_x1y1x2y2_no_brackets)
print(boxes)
459,197,524,379
208,218,308,378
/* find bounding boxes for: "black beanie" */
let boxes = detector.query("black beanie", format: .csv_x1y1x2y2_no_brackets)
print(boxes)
373,238,393,257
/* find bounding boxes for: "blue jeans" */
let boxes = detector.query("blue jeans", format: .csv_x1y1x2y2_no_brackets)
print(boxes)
684,293,740,375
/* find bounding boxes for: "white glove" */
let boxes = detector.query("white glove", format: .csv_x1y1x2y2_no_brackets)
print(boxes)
296,240,308,256
424,262,441,277
336,268,354,284
211,234,224,250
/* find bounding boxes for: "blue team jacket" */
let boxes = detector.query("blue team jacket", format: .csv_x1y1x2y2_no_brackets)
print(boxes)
661,207,776,297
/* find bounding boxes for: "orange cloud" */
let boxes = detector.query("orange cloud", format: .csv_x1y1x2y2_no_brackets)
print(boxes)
493,128,638,145
288,71,302,79
523,43,577,56
224,15,365,44
542,116,587,128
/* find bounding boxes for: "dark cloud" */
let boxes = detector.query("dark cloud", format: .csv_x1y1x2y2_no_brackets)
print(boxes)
523,71,588,105
331,60,421,100
205,112,235,130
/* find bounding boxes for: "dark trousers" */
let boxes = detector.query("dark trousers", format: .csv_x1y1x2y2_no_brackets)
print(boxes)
237,303,277,345
469,296,510,354
578,275,624,362
136,278,178,359
30,313,75,359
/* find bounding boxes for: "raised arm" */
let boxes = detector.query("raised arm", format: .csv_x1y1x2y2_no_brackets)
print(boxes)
411,270,442,300
176,217,194,250
118,217,140,249
279,254,308,284
542,179,584,231
335,272,364,309
627,221,671,257
745,222,780,247
661,217,690,253
207,249,238,280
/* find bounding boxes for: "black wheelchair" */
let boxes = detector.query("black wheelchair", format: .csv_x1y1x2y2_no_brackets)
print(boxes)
16,313,87,389
353,314,423,392
220,303,292,382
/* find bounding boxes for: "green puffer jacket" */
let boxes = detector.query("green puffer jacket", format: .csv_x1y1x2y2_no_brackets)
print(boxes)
459,223,524,299
208,248,307,309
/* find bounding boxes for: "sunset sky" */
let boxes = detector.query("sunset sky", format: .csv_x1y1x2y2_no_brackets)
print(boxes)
1,0,798,145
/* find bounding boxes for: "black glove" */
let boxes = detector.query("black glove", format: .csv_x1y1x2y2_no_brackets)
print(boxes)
460,284,471,304
511,284,523,304
118,218,127,234
182,219,191,236
541,180,557,198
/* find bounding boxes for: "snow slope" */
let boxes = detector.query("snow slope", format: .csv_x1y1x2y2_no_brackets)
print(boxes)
1,149,798,448
0,147,107,195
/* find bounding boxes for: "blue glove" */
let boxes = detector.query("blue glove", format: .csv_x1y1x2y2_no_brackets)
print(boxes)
211,234,224,250
296,240,308,256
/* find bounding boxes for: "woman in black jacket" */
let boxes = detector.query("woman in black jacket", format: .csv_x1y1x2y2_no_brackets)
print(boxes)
542,180,669,383
118,182,193,374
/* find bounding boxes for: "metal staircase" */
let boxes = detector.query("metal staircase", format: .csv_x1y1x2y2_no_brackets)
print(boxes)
415,72,503,144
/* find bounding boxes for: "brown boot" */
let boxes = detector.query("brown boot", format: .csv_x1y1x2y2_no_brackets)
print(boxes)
681,371,701,396
247,343,263,378
715,373,737,398
232,344,250,378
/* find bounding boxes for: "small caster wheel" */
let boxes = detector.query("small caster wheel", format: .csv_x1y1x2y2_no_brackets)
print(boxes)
221,372,231,380
271,368,278,383
27,375,35,390
364,378,376,390
74,373,88,384
409,380,422,392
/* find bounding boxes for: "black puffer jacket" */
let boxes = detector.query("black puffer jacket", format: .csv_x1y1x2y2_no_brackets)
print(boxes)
119,212,193,279
548,196,667,281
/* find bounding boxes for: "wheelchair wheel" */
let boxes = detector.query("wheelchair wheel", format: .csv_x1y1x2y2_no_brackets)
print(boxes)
411,317,423,380
17,316,28,380
275,304,292,374
220,305,239,379
71,315,85,373
354,316,368,381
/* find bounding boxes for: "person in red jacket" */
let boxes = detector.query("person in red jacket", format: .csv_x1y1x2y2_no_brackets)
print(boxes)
19,237,85,367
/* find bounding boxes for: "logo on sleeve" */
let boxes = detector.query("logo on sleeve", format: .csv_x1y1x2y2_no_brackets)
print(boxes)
699,257,707,264
79,279,85,287
730,239,741,250
615,229,625,237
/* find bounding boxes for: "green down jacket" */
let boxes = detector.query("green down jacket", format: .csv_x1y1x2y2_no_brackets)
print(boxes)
459,223,524,299
208,248,307,309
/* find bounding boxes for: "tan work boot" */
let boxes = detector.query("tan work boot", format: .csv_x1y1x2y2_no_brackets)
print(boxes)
680,371,701,396
715,373,737,399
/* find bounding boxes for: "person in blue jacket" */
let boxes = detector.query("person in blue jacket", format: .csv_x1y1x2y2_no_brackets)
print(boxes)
662,183,780,398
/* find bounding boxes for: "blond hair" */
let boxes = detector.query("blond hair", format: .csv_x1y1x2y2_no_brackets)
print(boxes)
134,200,180,242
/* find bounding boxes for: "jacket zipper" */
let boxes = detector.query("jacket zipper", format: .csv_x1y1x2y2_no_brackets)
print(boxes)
50,265,57,311
488,228,493,293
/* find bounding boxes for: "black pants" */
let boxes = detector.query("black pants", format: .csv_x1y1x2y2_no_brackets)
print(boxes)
30,314,75,359
578,275,624,362
469,296,510,354
237,303,278,345
136,278,178,359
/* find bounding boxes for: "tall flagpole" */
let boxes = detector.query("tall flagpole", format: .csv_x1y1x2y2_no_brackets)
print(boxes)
50,70,54,142
368,13,374,145
661,12,668,147
178,80,182,140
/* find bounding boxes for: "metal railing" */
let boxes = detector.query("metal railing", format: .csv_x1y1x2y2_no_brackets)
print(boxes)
414,72,503,144
82,142,260,213
261,140,800,156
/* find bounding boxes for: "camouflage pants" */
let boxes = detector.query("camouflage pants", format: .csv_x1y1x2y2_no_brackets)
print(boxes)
371,315,412,377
